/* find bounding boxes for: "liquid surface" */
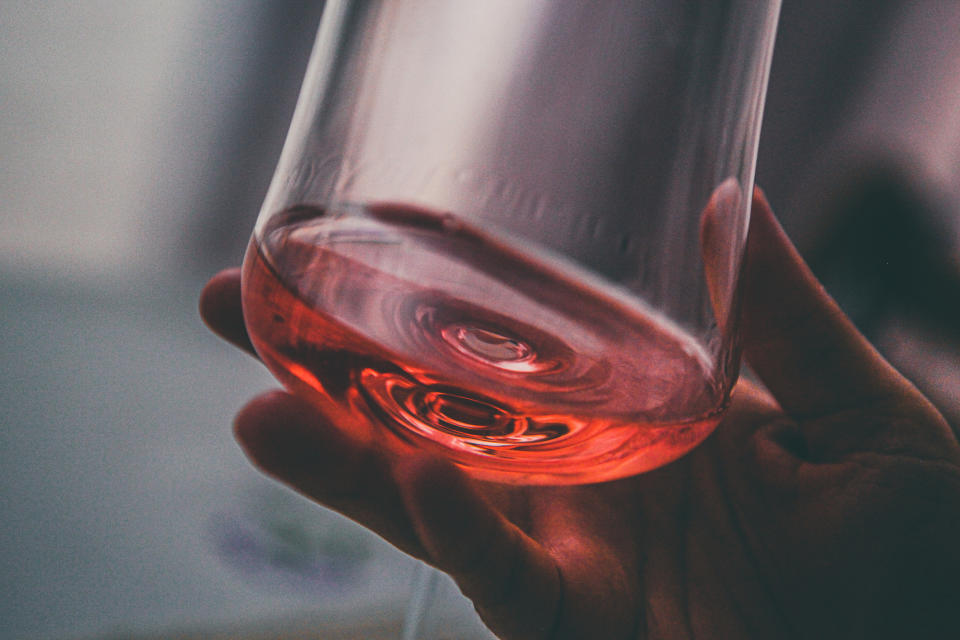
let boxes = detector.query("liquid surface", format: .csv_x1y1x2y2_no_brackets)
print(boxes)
241,204,725,484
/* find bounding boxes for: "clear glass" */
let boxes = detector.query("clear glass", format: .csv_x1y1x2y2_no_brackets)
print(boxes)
241,0,781,485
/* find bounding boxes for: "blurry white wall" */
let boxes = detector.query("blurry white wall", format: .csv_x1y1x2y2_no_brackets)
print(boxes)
2,1,203,283
0,0,321,286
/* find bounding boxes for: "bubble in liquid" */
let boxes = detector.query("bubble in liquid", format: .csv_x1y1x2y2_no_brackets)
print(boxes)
440,323,540,371
358,369,570,450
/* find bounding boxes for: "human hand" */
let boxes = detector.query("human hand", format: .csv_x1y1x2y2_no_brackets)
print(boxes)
200,191,960,639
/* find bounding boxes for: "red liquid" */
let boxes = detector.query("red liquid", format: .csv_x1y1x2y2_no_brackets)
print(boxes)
241,204,725,484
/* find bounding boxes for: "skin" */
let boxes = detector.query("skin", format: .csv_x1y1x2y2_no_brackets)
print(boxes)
200,190,960,639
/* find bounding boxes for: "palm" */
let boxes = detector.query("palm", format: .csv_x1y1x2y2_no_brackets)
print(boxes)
466,383,960,640
200,192,960,639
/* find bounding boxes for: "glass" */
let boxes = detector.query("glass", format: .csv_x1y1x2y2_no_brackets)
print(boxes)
241,0,781,486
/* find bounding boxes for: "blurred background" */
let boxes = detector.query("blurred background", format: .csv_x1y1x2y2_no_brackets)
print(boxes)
1,1,958,639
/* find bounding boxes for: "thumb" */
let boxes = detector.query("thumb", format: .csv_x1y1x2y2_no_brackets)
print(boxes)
738,188,908,420
737,189,957,459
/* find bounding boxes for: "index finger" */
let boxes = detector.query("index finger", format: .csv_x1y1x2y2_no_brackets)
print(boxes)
198,268,258,357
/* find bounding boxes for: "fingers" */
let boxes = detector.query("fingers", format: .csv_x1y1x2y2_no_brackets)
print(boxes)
233,390,427,559
395,457,563,640
236,391,565,639
199,268,257,357
701,178,744,334
739,189,906,419
206,270,426,552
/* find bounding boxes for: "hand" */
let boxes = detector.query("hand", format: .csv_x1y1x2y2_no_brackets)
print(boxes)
200,191,960,639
